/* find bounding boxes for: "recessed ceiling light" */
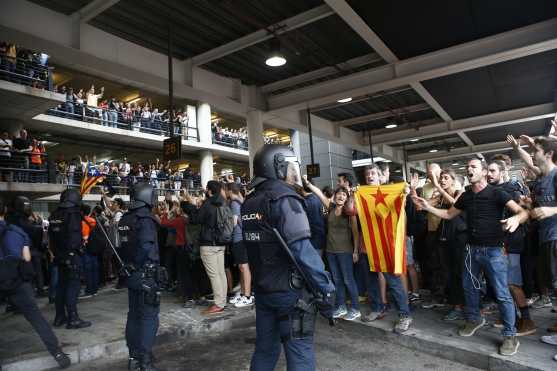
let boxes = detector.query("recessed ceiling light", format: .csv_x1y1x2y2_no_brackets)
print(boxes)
410,138,419,142
429,149,438,153
452,162,459,166
337,97,352,103
459,166,466,170
385,124,398,129
265,55,286,67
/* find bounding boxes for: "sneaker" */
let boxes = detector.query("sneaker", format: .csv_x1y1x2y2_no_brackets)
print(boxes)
358,295,367,303
409,292,421,303
361,310,385,322
516,318,536,337
499,336,520,356
443,309,465,321
493,319,504,329
480,302,498,315
533,295,552,309
332,306,348,319
228,293,241,305
526,295,540,307
183,299,195,309
541,334,557,346
458,318,486,337
234,295,254,308
394,315,413,334
54,351,71,369
79,293,93,300
344,309,361,321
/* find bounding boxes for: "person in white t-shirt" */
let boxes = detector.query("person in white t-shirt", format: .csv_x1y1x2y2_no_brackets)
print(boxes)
86,85,104,120
0,131,13,181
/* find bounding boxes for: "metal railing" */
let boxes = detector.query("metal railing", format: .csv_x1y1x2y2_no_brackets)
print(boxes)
0,53,53,90
212,134,248,150
47,106,199,140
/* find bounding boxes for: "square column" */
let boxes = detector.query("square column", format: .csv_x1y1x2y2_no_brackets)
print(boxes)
247,110,264,177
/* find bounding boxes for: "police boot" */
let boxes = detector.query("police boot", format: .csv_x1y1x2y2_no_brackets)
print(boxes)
53,315,67,327
53,350,71,369
139,354,160,371
66,312,92,329
127,357,140,371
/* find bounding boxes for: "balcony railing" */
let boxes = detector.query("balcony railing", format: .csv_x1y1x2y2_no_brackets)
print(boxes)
0,53,53,90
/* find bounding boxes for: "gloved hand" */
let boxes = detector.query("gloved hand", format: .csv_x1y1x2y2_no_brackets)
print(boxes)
315,291,336,324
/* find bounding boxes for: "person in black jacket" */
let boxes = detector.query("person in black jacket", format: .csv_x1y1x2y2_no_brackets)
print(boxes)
181,180,228,315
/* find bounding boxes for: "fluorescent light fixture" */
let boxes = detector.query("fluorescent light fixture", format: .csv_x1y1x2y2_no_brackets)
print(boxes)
127,97,142,105
429,149,438,153
382,159,392,163
385,124,398,129
452,162,459,166
265,55,286,67
459,167,466,170
337,97,352,103
410,138,419,142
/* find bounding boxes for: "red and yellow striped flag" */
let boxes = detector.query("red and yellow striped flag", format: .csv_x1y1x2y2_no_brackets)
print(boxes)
80,165,104,196
355,183,407,274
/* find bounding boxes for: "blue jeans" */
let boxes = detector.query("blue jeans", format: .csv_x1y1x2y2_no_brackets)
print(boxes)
463,245,516,336
251,291,315,371
81,253,99,295
326,252,359,310
126,288,160,358
369,271,410,316
109,110,118,127
101,110,108,126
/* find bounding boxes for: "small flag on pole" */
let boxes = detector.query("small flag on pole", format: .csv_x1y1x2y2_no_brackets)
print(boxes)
80,164,105,196
355,183,407,274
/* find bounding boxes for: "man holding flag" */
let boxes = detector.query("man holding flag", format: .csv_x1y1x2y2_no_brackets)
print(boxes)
413,157,529,356
356,165,412,333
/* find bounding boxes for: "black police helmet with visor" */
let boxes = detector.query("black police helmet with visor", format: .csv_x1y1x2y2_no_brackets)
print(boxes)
130,183,156,209
59,188,82,208
250,144,302,189
12,196,32,216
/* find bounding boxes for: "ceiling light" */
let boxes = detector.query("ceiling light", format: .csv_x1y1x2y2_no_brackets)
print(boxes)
385,124,398,129
452,162,459,166
337,97,352,103
410,138,419,142
127,97,142,104
265,55,286,67
429,149,438,153
459,167,466,170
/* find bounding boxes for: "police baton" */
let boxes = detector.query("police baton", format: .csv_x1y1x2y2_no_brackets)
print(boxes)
270,227,335,326
94,216,131,277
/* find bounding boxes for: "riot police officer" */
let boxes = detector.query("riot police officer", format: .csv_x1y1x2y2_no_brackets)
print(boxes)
49,188,92,329
241,145,336,371
118,183,162,371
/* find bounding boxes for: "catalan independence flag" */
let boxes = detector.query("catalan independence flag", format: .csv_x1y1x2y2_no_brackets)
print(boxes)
355,183,407,274
80,164,104,196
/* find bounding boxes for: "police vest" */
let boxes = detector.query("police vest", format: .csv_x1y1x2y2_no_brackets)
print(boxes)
118,208,158,266
241,180,306,294
48,206,80,261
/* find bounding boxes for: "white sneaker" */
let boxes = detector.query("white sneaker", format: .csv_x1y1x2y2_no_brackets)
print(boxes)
533,295,552,309
234,295,254,308
228,293,241,305
394,315,413,334
541,334,557,346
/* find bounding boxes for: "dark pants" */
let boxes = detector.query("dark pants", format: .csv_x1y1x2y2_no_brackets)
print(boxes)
251,291,315,371
55,262,81,319
4,283,60,355
424,232,448,294
48,264,59,301
446,234,466,306
162,247,177,285
126,289,160,358
82,253,99,295
176,246,197,300
31,253,45,293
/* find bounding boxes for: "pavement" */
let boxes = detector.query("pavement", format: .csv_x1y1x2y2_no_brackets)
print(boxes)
1,289,557,371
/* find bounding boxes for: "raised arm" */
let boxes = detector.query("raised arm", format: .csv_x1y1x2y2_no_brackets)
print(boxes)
302,176,331,209
507,134,540,176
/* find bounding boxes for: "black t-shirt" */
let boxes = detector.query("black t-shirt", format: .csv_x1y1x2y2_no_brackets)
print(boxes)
13,137,32,151
453,184,512,246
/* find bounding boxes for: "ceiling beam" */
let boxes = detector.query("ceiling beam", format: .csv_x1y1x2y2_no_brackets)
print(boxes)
261,53,382,94
72,0,120,23
191,4,334,67
373,102,555,145
408,141,512,162
267,18,557,113
457,131,475,146
336,103,431,127
310,87,412,113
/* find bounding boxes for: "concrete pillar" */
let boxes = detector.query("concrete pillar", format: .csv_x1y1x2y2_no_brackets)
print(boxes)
186,105,197,141
247,110,264,177
197,102,212,145
290,129,301,161
199,150,213,189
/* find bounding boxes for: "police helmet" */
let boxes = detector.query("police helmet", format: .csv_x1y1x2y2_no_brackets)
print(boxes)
12,196,32,216
251,145,302,188
130,183,156,209
59,188,82,208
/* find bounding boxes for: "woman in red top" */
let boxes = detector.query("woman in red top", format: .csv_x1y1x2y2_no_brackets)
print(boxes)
159,201,197,307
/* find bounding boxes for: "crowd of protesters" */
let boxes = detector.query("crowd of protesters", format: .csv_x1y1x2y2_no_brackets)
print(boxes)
0,129,47,183
212,122,248,150
0,41,52,89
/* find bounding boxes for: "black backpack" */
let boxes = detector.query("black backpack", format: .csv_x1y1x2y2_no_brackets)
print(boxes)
0,227,23,292
215,204,234,245
85,220,107,256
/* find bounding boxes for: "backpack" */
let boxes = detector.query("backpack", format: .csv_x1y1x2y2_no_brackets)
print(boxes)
87,222,107,256
215,204,235,245
0,228,23,292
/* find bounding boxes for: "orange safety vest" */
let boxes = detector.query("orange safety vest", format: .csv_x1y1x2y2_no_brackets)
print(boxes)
31,146,42,165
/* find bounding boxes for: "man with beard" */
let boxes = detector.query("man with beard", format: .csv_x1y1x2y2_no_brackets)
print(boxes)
487,160,536,336
413,158,529,356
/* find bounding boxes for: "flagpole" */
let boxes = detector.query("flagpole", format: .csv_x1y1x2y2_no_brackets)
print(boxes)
368,131,374,165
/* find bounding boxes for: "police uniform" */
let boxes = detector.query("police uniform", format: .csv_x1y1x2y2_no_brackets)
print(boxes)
48,189,91,329
118,183,162,371
242,145,335,371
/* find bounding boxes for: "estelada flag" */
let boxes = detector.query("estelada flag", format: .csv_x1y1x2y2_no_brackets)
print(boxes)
80,164,105,196
355,183,407,274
